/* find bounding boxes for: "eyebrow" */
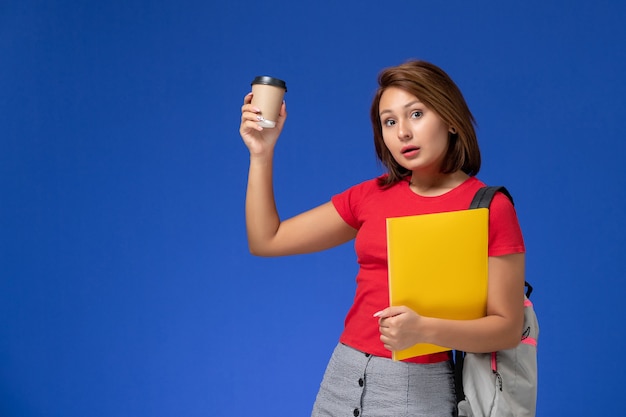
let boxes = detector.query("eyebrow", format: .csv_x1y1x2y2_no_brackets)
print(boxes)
379,100,422,116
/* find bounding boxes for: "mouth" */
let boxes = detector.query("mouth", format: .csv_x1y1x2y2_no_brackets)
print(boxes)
401,145,420,156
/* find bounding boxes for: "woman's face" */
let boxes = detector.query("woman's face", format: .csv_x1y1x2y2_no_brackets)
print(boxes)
379,87,452,175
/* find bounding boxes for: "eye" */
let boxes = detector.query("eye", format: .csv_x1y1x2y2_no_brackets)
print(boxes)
410,110,423,119
383,119,396,127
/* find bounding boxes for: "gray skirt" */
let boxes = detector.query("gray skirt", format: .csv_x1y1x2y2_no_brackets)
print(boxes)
311,343,456,417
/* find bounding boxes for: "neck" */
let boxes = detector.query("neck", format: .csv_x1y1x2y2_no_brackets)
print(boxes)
408,171,469,197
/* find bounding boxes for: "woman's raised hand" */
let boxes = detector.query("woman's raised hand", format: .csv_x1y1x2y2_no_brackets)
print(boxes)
239,92,287,157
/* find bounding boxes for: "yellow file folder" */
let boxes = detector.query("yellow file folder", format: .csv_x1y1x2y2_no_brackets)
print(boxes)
386,208,489,361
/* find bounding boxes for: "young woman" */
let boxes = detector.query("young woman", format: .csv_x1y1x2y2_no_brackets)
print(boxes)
239,60,525,417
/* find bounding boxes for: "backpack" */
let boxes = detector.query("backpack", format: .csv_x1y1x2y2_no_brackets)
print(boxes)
455,186,539,417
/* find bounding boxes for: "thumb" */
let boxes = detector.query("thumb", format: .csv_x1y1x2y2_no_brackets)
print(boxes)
373,306,406,319
274,101,287,128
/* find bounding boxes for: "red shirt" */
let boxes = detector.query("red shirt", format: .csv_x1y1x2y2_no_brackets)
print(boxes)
331,176,525,363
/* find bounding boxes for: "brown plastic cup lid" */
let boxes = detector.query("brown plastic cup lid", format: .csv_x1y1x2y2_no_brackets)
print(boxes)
251,76,287,92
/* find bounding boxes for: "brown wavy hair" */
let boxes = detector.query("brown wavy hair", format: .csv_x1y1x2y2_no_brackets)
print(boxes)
371,60,481,187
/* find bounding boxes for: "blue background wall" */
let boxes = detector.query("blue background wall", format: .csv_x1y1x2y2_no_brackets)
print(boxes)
2,1,625,415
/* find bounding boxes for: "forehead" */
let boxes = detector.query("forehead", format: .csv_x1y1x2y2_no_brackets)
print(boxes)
379,87,422,109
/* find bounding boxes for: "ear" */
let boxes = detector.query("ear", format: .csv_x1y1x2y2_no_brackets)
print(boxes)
449,126,457,134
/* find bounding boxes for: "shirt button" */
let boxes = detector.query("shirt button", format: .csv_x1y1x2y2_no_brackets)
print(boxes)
353,409,360,416
358,378,364,387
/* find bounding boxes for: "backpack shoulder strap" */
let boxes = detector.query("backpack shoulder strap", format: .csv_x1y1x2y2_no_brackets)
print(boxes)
469,186,513,209
469,186,532,296
455,185,523,404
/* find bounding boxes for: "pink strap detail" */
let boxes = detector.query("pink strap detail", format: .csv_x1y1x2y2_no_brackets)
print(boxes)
491,352,497,372
521,337,537,347
524,298,533,307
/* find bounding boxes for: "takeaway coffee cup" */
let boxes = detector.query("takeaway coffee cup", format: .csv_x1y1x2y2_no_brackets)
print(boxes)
250,76,287,128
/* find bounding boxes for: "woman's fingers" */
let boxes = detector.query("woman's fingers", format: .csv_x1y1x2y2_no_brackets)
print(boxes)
241,92,259,114
240,94,263,133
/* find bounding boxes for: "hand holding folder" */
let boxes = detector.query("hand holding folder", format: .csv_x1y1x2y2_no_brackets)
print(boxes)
386,208,489,361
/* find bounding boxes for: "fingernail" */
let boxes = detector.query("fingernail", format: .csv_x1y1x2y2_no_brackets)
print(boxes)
373,311,383,317
256,115,265,121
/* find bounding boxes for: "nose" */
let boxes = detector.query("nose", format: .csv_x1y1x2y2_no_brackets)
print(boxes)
397,119,412,141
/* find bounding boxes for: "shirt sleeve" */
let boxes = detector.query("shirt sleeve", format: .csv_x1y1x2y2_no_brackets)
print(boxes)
331,179,381,230
488,191,526,257
331,185,361,230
